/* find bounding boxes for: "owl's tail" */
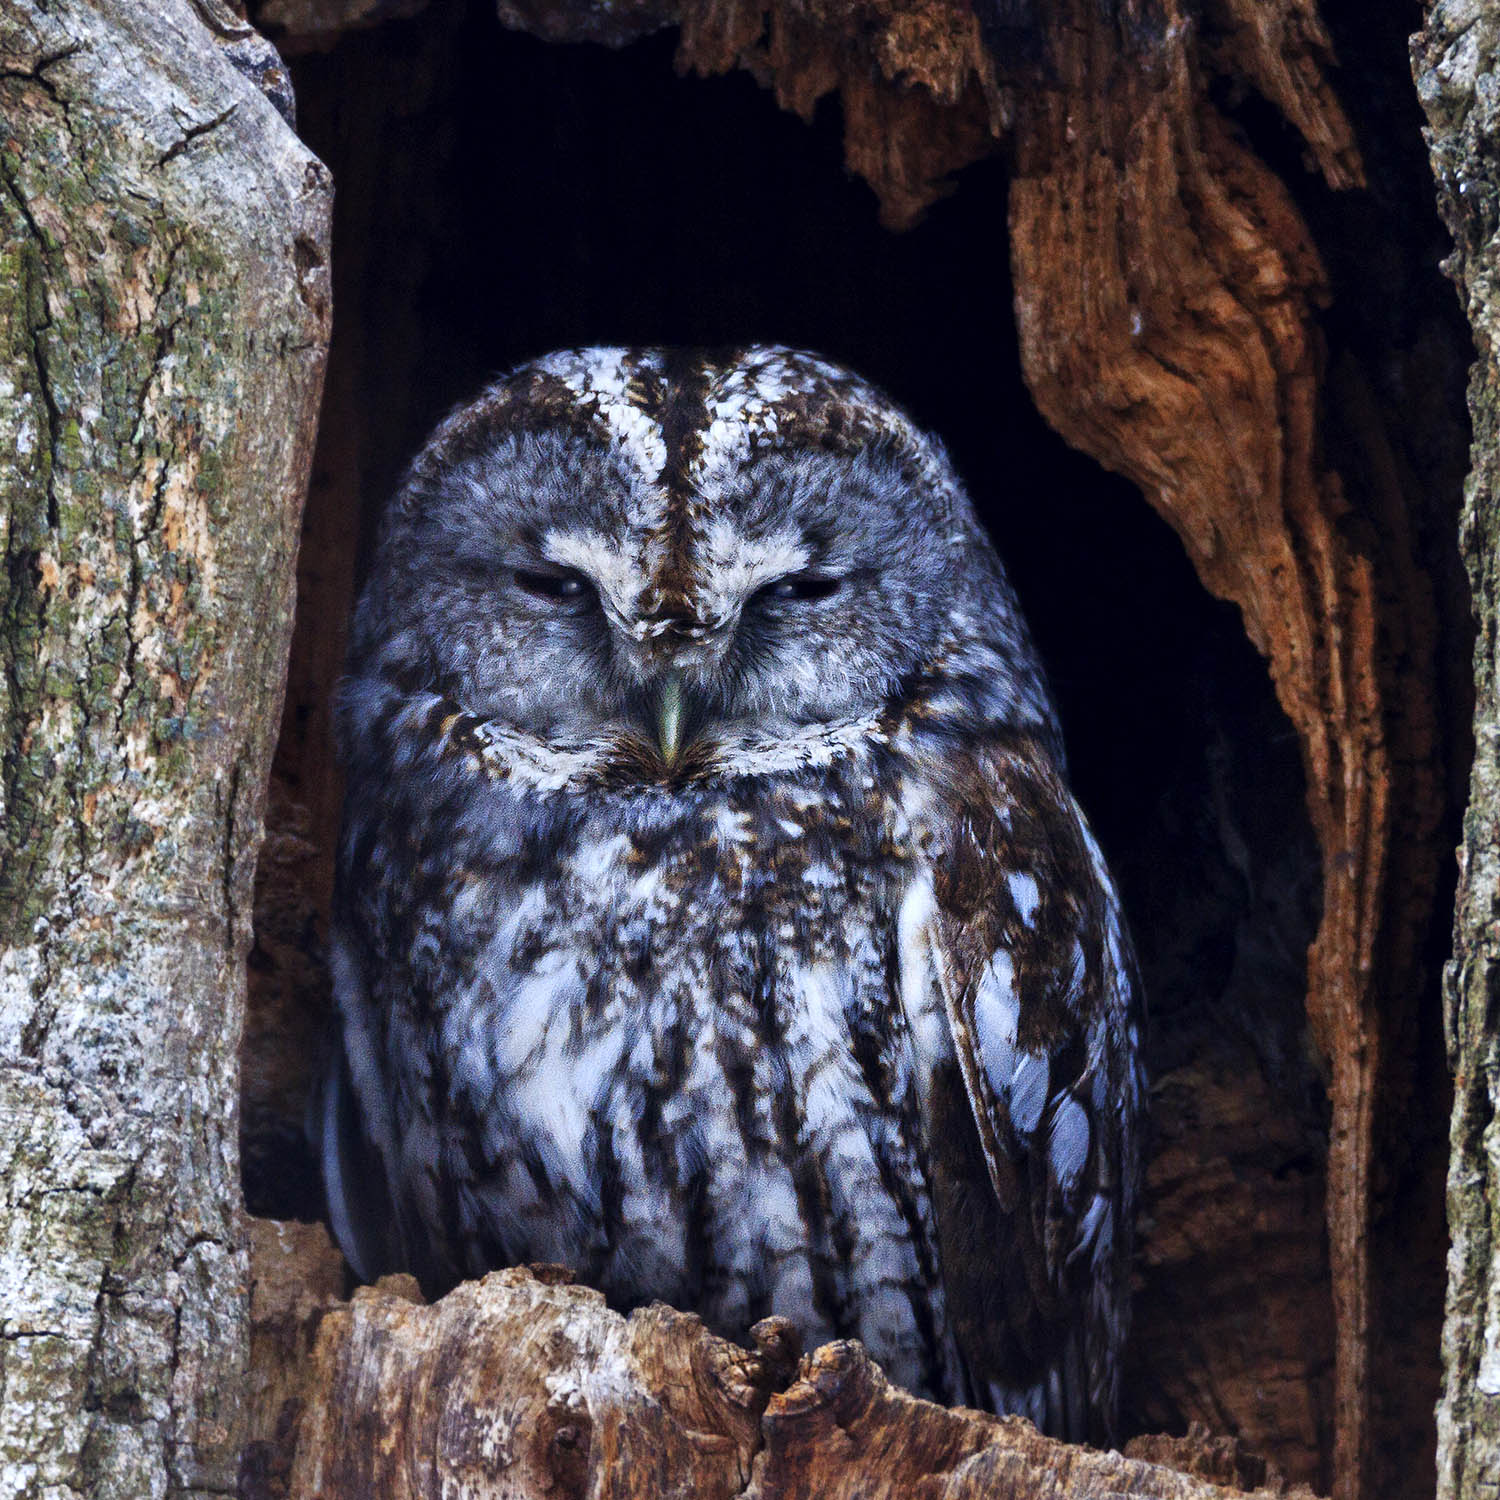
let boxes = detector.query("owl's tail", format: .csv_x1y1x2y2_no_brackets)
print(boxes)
315,1039,403,1286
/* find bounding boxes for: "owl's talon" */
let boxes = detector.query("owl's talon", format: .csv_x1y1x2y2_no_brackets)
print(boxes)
748,1315,803,1389
525,1262,577,1286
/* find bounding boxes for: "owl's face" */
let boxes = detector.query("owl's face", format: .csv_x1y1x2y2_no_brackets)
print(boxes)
352,347,1052,778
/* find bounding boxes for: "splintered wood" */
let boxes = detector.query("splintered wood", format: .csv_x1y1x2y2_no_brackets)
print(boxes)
241,1230,1312,1500
1005,9,1443,1497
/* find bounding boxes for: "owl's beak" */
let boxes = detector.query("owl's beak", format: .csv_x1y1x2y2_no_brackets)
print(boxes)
656,672,685,767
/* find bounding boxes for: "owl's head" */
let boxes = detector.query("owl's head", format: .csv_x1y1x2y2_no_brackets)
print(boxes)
347,347,1057,782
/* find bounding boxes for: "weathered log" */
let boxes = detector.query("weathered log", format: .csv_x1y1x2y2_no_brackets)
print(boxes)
1412,8,1500,1500
242,1228,1313,1500
0,2,330,1494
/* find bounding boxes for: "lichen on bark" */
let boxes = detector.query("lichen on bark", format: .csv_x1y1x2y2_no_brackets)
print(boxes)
0,3,330,1495
1414,7,1500,1498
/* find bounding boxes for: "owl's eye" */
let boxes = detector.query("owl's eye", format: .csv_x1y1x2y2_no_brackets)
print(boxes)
514,567,596,605
751,572,844,606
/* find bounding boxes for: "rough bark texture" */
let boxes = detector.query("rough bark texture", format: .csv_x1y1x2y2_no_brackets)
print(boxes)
1414,6,1500,1499
0,3,330,1495
241,1228,1313,1500
1006,13,1437,1500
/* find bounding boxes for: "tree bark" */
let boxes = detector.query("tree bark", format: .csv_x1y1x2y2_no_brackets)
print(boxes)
1414,7,1500,1499
0,3,330,1495
1,1,1465,1496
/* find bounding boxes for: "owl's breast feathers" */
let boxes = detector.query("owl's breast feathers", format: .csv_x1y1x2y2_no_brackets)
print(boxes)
329,681,1140,1443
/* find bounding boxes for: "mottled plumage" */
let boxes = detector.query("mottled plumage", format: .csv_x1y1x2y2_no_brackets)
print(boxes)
321,346,1144,1443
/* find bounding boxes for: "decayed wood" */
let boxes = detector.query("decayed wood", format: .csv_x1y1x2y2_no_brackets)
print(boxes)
1128,1058,1335,1478
744,1343,1307,1500
1412,8,1500,1499
240,1219,349,1499
1004,12,1447,1500
0,2,330,1495
242,784,335,1220
257,0,1003,229
241,0,456,1223
1005,0,1385,1484
242,1236,1311,1500
670,0,1004,230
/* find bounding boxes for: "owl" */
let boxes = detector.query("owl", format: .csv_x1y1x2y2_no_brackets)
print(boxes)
320,346,1144,1444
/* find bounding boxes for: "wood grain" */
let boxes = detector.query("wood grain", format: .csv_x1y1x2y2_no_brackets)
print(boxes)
243,1234,1314,1500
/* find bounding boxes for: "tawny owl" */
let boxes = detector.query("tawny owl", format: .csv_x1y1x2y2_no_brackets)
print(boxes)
320,346,1144,1443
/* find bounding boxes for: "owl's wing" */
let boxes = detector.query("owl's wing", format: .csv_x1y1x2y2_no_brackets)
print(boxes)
903,735,1143,1444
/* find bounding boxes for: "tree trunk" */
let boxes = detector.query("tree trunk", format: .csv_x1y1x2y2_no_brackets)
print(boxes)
0,3,330,1495
1414,6,1500,1498
1,0,1481,1496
